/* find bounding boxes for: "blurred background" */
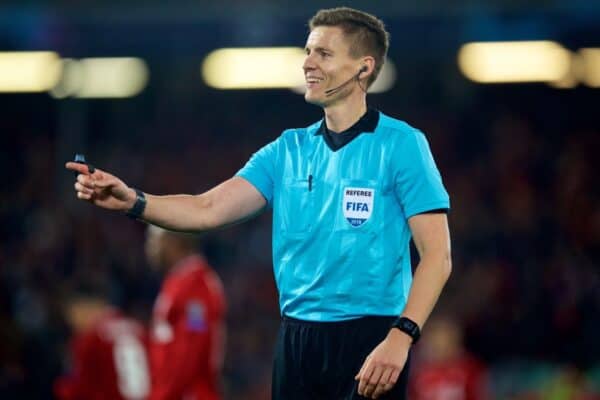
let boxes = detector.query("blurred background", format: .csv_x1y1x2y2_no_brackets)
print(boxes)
0,0,598,399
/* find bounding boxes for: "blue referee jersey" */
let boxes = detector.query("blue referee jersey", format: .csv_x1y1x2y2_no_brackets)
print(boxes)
236,110,449,321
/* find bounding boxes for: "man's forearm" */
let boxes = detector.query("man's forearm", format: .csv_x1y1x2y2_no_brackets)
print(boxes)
400,252,452,329
131,177,267,233
141,194,215,232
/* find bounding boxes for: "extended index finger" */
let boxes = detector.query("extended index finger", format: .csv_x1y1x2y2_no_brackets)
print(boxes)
65,161,92,175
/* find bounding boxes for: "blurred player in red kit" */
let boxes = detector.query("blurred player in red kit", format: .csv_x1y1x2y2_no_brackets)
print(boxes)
54,288,150,400
145,225,227,400
410,315,488,400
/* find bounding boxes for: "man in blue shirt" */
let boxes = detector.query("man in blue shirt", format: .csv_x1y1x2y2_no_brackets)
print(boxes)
67,7,451,399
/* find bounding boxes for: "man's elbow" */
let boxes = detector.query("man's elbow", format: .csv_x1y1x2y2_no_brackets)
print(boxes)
442,251,452,281
418,248,452,281
190,193,217,231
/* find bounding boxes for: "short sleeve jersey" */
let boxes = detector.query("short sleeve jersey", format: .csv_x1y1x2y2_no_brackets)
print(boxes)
150,255,226,400
54,311,150,400
236,111,449,321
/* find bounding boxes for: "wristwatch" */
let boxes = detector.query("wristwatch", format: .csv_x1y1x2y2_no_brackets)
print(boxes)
126,188,147,219
391,317,421,344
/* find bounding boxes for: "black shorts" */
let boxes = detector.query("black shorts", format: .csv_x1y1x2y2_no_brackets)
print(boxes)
272,315,410,400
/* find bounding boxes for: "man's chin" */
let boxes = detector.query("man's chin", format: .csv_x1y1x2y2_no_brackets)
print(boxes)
304,92,325,106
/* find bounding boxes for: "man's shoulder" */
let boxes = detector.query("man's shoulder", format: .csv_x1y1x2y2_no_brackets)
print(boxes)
166,256,209,286
165,256,224,299
377,112,420,137
95,312,145,342
279,119,322,139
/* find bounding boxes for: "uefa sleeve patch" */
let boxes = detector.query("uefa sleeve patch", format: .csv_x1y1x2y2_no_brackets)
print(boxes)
185,301,207,332
343,187,374,227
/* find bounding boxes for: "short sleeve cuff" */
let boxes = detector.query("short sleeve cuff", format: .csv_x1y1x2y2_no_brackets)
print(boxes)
404,200,450,219
235,172,272,206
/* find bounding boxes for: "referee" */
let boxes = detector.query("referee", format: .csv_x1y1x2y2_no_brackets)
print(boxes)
67,7,451,400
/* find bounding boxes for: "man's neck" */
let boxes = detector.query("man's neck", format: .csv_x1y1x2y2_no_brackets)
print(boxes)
164,249,194,272
323,96,367,133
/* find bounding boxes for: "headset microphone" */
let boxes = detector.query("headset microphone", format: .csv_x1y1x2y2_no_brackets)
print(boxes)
324,66,368,97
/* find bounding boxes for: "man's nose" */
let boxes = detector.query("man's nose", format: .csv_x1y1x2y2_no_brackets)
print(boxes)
302,55,316,72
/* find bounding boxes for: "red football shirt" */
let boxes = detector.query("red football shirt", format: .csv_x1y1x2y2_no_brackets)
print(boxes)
410,355,488,400
55,310,150,400
149,255,226,400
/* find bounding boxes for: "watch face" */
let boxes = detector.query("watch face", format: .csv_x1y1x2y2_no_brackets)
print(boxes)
394,317,420,343
402,319,417,332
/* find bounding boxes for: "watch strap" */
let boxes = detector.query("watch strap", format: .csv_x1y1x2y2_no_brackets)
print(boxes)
391,316,421,344
125,188,147,220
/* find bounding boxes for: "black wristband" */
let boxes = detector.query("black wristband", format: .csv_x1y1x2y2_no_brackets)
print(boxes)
125,188,147,220
391,316,421,344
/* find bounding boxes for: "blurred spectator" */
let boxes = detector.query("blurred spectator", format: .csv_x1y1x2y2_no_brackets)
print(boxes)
54,286,150,400
410,315,488,400
145,226,227,400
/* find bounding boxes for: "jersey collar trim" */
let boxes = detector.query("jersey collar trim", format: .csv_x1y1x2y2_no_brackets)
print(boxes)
314,107,379,136
314,108,380,151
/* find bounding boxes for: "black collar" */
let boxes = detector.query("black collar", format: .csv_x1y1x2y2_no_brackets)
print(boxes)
315,108,380,151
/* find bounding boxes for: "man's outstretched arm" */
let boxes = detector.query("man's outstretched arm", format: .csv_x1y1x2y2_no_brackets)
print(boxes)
66,162,267,232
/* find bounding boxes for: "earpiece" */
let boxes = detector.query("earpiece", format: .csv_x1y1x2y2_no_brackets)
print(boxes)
325,66,369,96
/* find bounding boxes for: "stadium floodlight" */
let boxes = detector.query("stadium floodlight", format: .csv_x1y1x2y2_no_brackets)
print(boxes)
202,47,306,89
49,59,84,99
0,51,62,92
73,58,149,98
578,48,600,88
368,58,397,93
457,41,572,84
50,57,149,99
